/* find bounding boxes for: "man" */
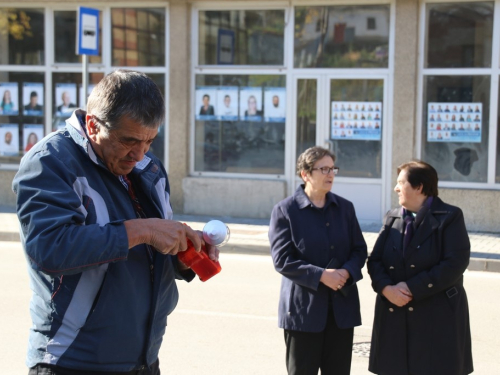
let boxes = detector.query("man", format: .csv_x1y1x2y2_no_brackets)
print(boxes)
13,70,218,374
57,91,76,113
222,94,233,116
4,131,12,145
272,95,279,108
24,91,43,114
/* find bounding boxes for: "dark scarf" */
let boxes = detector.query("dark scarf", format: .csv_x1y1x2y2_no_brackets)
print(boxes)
402,196,434,253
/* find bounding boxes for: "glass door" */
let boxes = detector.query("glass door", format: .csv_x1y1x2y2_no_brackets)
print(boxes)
324,76,387,223
292,75,389,224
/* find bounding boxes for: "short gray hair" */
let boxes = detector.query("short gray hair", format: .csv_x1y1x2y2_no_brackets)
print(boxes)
87,70,165,130
296,146,336,177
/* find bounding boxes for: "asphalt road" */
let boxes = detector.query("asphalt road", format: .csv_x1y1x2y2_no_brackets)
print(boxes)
2,244,500,374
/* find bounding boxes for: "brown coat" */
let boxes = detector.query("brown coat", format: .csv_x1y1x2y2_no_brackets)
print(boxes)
367,197,473,375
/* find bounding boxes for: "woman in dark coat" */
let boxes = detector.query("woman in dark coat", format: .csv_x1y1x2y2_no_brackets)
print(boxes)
367,160,473,375
269,146,367,375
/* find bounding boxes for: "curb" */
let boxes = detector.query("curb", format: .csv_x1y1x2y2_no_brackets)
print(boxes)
0,232,20,242
2,231,500,274
467,258,500,273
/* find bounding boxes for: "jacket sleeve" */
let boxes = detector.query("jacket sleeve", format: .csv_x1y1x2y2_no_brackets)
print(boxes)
341,203,367,284
13,148,130,276
405,208,470,301
269,204,324,291
367,212,395,294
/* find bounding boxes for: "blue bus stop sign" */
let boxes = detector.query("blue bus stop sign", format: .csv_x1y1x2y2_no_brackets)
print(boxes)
77,7,99,56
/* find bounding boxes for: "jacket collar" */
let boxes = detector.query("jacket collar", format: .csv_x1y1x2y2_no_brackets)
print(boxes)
404,196,447,255
294,184,338,209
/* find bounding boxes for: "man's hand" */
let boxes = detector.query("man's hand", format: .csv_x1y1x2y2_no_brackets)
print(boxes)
320,268,348,291
381,282,413,307
124,219,202,255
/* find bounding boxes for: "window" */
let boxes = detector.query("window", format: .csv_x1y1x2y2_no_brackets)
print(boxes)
329,79,384,178
194,74,286,174
54,11,102,64
425,2,494,68
294,5,390,68
194,8,287,176
112,8,166,67
367,17,376,30
0,72,44,160
421,2,498,185
0,6,168,167
198,10,285,65
421,75,490,182
0,8,44,65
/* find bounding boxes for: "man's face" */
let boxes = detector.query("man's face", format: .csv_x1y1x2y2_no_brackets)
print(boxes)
248,98,257,111
4,132,12,145
30,95,38,106
62,92,71,106
224,96,231,107
87,115,158,176
272,96,279,108
203,96,209,106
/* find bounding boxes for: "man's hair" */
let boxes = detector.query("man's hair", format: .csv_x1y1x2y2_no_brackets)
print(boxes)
397,160,439,197
296,146,336,177
203,94,210,100
30,91,38,98
87,69,165,130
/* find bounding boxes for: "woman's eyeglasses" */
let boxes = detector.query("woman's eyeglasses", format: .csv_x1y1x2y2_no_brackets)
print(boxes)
312,167,339,175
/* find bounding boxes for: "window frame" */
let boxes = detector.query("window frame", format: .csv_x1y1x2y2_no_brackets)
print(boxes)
190,2,292,179
0,3,170,171
417,0,500,189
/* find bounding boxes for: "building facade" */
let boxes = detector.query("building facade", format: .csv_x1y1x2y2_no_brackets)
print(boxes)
1,0,499,231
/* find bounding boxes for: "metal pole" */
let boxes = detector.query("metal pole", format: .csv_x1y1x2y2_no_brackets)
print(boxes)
82,54,88,109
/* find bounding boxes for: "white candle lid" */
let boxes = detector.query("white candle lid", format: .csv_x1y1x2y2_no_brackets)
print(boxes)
203,220,230,246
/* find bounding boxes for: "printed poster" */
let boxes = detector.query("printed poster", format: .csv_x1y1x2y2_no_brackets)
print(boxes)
23,83,44,117
195,86,218,121
0,123,19,156
264,87,286,123
23,124,44,153
331,101,382,140
216,86,238,121
55,83,78,117
0,82,20,116
427,102,482,143
239,87,263,122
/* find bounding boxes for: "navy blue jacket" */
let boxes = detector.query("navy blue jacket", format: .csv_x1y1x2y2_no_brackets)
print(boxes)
269,185,367,332
12,110,194,372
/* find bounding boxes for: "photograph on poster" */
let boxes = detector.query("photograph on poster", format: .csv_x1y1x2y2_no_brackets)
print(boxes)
330,101,382,141
0,123,20,156
264,87,286,123
23,83,44,117
427,102,481,143
23,124,44,153
0,82,20,116
195,86,218,120
79,84,95,109
55,83,77,116
239,87,263,121
216,86,238,120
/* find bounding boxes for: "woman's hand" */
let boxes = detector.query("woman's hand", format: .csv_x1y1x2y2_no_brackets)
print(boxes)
381,282,413,307
320,268,348,291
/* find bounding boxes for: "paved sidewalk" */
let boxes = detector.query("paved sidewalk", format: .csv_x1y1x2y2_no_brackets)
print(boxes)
2,212,499,272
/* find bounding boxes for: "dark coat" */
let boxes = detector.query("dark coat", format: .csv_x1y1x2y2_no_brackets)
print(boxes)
367,197,473,375
269,186,367,332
